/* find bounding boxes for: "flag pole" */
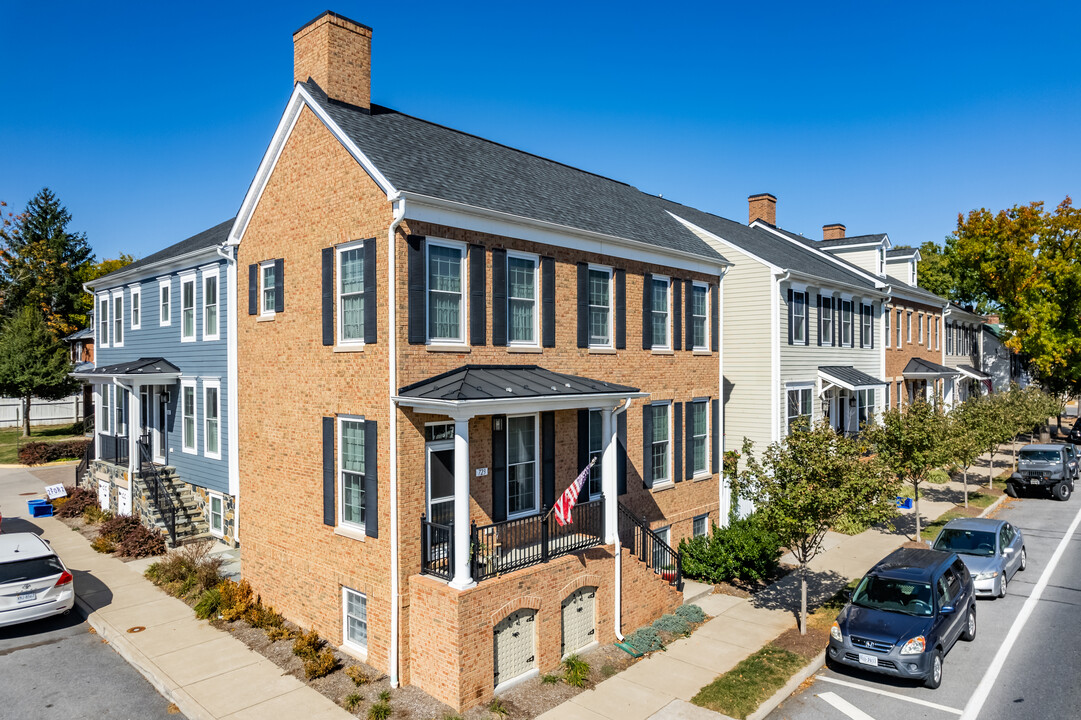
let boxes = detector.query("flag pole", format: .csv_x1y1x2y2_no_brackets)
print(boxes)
544,456,597,521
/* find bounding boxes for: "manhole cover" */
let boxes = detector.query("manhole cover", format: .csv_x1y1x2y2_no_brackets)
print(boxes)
127,626,146,633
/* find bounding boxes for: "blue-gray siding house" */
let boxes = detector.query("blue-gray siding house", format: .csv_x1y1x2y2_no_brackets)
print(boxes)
76,219,239,546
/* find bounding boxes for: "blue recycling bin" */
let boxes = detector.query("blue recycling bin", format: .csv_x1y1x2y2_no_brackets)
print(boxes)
27,499,54,517
895,496,913,510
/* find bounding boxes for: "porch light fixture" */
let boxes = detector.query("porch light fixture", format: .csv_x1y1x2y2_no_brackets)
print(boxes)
493,417,504,431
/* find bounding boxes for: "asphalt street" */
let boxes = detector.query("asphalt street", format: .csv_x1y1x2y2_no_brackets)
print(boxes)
767,489,1081,720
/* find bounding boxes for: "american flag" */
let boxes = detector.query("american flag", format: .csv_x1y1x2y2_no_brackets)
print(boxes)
552,457,596,527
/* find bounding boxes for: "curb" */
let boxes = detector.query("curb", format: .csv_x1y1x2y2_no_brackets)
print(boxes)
746,654,825,720
978,493,1008,518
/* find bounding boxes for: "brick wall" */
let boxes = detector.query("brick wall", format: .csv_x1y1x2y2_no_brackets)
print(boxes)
619,546,684,634
885,297,945,405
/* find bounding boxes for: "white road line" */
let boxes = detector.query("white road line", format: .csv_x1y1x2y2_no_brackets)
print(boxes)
817,692,877,720
817,676,963,715
960,499,1081,720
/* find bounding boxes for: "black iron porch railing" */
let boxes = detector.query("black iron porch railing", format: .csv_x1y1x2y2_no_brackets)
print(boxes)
99,434,129,466
75,438,95,484
469,496,605,582
618,502,683,590
138,434,176,546
420,515,454,581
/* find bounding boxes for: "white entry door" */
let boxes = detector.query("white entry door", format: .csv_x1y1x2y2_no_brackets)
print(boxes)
493,608,536,688
561,587,596,657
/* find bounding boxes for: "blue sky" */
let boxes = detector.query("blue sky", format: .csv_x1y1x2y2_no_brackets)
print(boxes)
2,1,1079,261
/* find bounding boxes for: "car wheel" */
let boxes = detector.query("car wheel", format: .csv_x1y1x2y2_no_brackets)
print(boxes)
1019,546,1027,571
999,573,1007,598
961,606,976,641
825,652,839,672
1053,482,1072,501
1005,483,1018,498
925,649,943,689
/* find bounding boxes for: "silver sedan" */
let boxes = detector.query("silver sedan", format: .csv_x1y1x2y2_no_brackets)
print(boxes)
931,518,1026,598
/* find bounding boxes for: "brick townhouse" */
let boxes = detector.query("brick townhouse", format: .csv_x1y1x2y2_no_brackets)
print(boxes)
227,12,732,710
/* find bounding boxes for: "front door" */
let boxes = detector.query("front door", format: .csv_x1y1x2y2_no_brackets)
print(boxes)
152,387,167,463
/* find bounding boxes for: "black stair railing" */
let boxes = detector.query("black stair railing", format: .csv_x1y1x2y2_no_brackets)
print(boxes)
75,439,95,485
138,434,176,546
617,501,683,590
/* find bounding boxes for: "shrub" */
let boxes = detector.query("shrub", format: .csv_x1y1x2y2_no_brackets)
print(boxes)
833,515,870,536
625,626,664,655
378,691,390,702
675,604,706,624
144,542,224,598
90,535,116,554
928,468,951,484
487,698,507,719
267,626,296,642
652,613,689,635
345,665,372,686
678,514,781,585
303,648,339,680
18,439,92,465
368,702,391,720
56,486,96,517
541,673,561,684
98,515,142,543
245,598,284,630
82,506,109,524
217,579,254,622
343,693,363,712
117,525,166,558
18,442,50,466
194,588,222,620
562,654,590,688
293,628,324,659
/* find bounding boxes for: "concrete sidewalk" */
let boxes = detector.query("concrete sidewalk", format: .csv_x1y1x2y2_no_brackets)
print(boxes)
0,465,350,720
538,443,1022,720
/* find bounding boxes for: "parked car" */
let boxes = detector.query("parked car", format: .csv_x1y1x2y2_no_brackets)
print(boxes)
0,533,75,628
931,518,1026,598
1007,444,1076,500
826,548,976,689
1064,445,1081,482
1068,418,1081,444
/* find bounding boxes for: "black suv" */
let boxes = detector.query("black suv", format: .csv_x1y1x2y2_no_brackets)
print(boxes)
1068,418,1081,445
1007,444,1077,500
827,548,976,689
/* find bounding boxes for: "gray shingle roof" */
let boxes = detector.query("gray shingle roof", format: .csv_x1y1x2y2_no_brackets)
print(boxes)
92,218,235,289
887,247,918,258
398,365,638,401
64,327,93,342
957,364,991,380
903,358,957,376
818,365,886,389
885,275,948,305
302,83,727,264
806,233,888,249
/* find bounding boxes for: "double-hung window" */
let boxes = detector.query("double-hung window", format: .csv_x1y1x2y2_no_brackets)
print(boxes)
339,418,366,529
791,291,807,344
884,305,891,348
114,388,126,437
98,296,110,347
100,385,111,434
861,304,872,346
342,588,368,653
691,283,708,350
112,292,124,347
857,389,875,429
652,526,671,570
203,270,219,341
650,404,670,485
208,494,224,536
181,381,197,453
935,318,940,350
130,287,141,330
906,311,912,343
651,277,670,349
918,314,924,344
690,400,708,476
821,297,834,346
587,410,603,499
204,381,220,459
159,279,171,326
588,267,612,347
181,275,196,341
840,300,853,347
338,241,365,344
427,242,464,343
786,386,813,434
260,262,277,316
896,310,903,347
507,415,537,517
508,254,537,345
693,515,708,538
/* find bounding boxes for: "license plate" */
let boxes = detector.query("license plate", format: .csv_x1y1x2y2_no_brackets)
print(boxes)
858,653,879,667
17,591,37,603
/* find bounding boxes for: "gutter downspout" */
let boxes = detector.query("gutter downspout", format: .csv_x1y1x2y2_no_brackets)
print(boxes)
217,243,241,544
612,397,633,642
388,196,406,688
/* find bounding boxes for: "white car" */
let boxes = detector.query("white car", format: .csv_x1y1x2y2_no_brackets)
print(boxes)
0,533,75,627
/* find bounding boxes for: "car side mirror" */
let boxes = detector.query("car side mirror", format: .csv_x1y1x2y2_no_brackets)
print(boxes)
940,605,955,615
842,589,852,601
926,539,934,548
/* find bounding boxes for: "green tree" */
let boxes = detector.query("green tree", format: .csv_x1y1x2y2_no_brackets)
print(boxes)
915,240,992,312
0,306,77,436
868,398,951,542
948,399,992,508
75,253,134,329
737,422,898,634
0,188,94,336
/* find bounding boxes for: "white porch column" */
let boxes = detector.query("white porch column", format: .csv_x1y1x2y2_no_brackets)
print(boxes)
601,408,618,544
128,383,142,477
449,417,475,590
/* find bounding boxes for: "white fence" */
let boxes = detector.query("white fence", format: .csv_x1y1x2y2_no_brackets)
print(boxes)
0,394,84,428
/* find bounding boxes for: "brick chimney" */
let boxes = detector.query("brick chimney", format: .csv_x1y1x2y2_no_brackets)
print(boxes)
823,223,846,240
748,193,777,226
293,11,372,110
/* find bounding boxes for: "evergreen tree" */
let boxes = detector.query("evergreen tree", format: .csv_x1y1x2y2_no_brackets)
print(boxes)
0,306,77,436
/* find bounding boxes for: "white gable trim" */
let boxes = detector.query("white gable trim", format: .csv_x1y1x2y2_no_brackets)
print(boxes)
669,213,782,273
751,220,888,289
228,84,398,246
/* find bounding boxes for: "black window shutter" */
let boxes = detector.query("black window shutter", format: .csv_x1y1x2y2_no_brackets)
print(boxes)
491,416,507,522
685,280,694,351
615,269,626,349
617,412,627,495
491,248,506,346
685,401,694,480
577,409,589,474
859,304,866,348
321,248,334,346
322,417,335,526
576,263,588,348
710,283,719,353
248,264,257,316
407,235,426,344
711,399,720,474
870,303,875,349
470,244,486,346
541,257,555,347
642,273,653,349
816,294,823,347
674,402,683,482
642,405,652,487
787,289,794,344
542,411,555,509
804,294,810,344
673,281,683,351
364,238,377,344
364,421,378,538
273,258,284,313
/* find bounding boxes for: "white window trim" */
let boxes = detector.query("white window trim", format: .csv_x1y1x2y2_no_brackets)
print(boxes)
341,587,369,656
785,383,814,436
918,313,924,344
861,303,873,345
129,285,141,330
425,238,468,346
821,296,834,347
180,379,198,454
690,399,710,478
98,385,111,435
337,415,367,533
111,290,125,348
840,299,853,347
180,273,197,342
158,278,172,327
506,413,541,520
885,305,891,348
691,281,709,351
260,260,277,317
336,239,366,347
650,274,672,350
587,264,614,349
791,290,808,345
693,514,709,538
98,294,110,348
506,250,540,347
201,266,220,342
586,408,604,500
207,491,225,537
897,310,903,347
906,311,912,343
650,402,674,488
203,379,222,460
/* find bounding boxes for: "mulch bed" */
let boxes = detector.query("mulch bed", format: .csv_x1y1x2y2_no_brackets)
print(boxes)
772,624,829,661
713,562,796,599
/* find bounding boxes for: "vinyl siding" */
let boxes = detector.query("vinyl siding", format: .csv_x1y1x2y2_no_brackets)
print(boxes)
826,247,880,276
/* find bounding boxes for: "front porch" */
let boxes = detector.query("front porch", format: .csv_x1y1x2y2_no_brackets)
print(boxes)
817,365,886,435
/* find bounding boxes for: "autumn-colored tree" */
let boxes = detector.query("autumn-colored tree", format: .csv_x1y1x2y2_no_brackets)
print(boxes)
915,240,992,313
0,306,77,436
74,253,135,329
0,189,94,336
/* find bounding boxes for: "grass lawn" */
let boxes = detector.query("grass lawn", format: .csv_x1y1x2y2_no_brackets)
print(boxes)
0,423,85,464
692,645,806,720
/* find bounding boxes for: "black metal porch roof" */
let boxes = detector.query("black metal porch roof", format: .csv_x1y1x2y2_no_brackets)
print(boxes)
902,358,958,377
397,365,639,402
74,358,181,379
818,365,887,390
